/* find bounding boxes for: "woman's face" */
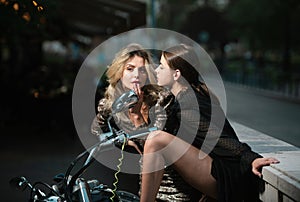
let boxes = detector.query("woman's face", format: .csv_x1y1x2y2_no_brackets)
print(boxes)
155,54,175,87
121,55,148,90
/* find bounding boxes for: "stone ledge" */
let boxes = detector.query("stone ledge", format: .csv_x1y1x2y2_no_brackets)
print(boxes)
261,152,300,201
231,121,300,202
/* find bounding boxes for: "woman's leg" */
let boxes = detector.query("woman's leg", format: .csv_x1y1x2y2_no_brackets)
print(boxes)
140,130,217,202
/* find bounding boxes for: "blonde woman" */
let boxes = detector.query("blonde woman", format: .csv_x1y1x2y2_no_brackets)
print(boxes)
91,43,202,201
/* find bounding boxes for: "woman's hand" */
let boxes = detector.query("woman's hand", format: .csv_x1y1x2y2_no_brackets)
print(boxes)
252,157,280,177
129,83,147,127
130,83,144,114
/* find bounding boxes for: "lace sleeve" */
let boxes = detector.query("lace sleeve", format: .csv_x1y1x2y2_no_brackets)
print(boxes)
213,135,262,173
153,90,174,130
90,98,111,135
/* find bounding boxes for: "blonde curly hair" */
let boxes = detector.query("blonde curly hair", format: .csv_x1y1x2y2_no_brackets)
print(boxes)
104,43,156,108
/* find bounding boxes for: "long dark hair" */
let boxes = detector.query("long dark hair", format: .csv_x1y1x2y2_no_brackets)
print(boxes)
162,44,210,97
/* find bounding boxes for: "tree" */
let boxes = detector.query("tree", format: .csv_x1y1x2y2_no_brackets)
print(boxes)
179,4,230,72
155,0,198,30
226,0,300,73
0,0,67,90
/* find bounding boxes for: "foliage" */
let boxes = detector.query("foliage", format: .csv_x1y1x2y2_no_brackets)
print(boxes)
226,0,300,51
0,0,71,99
0,0,66,41
156,0,198,30
180,5,229,46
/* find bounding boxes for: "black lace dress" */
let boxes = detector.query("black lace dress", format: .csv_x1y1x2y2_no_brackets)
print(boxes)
163,86,262,202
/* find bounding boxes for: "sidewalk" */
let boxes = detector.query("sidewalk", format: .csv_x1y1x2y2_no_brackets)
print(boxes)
232,121,300,202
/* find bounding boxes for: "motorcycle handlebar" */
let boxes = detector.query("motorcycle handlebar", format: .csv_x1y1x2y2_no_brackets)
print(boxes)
99,126,157,147
66,126,158,201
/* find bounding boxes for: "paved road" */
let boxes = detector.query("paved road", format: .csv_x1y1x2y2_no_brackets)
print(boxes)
224,83,300,148
2,129,140,202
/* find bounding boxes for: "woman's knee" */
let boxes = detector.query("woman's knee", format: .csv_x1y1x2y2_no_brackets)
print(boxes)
144,130,173,152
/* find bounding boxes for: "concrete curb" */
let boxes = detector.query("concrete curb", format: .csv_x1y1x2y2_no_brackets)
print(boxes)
231,121,300,202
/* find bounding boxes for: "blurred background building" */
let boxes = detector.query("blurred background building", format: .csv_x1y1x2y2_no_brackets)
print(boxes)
1,0,300,123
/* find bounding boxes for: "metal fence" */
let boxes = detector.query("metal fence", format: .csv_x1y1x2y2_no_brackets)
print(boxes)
221,61,300,100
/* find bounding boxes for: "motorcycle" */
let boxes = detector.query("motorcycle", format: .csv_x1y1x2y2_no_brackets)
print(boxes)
10,90,156,202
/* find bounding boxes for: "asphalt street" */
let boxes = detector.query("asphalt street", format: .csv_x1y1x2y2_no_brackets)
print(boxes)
224,83,300,148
